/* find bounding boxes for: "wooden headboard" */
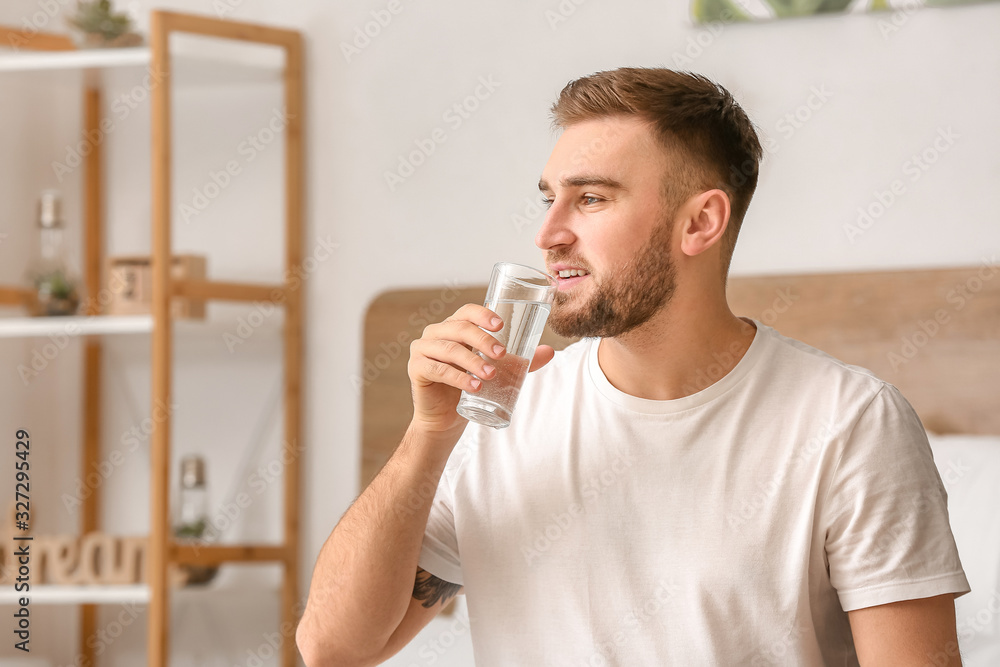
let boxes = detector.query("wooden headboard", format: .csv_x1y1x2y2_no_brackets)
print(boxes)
361,264,1000,487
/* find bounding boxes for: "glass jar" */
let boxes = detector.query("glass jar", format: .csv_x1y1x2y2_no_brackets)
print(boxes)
173,455,219,585
24,190,80,317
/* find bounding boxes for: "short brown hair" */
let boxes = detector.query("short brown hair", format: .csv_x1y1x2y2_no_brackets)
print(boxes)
550,67,763,275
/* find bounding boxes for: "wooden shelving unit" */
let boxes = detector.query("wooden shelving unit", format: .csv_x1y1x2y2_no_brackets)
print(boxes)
0,10,303,667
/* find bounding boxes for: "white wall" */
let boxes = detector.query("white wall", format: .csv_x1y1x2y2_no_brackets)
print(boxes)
0,0,997,665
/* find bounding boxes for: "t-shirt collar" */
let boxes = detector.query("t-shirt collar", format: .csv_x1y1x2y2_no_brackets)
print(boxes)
586,316,768,415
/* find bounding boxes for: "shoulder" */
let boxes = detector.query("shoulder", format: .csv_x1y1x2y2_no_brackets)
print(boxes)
758,323,887,398
758,325,930,447
746,323,924,443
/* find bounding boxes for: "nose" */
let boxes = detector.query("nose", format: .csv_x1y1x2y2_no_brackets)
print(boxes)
534,199,577,251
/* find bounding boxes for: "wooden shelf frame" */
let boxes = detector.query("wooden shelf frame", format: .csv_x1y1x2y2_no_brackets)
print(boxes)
148,10,304,667
0,10,304,667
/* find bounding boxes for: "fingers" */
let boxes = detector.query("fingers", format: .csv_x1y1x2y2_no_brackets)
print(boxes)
414,339,498,391
429,304,507,360
409,304,507,393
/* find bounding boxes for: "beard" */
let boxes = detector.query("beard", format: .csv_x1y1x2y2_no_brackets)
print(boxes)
546,214,677,339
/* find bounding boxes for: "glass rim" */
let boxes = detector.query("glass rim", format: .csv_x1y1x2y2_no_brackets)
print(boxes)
494,261,558,289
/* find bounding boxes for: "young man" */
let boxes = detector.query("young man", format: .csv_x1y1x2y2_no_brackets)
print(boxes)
297,68,970,666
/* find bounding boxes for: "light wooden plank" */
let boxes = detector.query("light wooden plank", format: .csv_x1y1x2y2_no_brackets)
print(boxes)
148,10,173,667
172,278,284,303
79,84,104,665
0,285,30,306
83,87,103,317
0,24,76,52
80,341,101,664
171,543,288,566
153,11,300,48
280,30,305,667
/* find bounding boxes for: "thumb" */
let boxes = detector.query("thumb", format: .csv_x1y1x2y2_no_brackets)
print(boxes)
528,344,555,372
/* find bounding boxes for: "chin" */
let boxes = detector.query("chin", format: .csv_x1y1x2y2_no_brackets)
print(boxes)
547,311,589,339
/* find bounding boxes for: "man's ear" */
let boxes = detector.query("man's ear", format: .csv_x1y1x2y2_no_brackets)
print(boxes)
678,189,730,258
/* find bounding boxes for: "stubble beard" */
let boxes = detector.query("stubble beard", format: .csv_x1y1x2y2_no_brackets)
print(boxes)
546,215,677,339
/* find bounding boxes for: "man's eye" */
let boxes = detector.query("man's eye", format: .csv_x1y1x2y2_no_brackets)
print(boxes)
540,197,553,209
582,195,602,205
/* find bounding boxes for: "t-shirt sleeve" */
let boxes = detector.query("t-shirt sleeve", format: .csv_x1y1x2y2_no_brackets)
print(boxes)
416,431,471,587
822,382,971,612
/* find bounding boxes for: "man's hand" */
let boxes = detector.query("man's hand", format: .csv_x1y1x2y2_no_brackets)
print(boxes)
407,302,555,435
848,593,962,666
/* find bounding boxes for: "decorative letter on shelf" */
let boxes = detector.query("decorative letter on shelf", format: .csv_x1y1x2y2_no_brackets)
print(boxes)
0,501,148,586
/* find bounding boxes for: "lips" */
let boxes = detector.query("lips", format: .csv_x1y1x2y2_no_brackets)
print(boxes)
555,273,589,291
548,263,590,276
547,263,590,290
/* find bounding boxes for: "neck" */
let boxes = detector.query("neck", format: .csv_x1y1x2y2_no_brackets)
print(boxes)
597,287,757,401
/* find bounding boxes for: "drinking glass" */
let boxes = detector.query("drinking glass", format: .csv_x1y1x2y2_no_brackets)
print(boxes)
456,262,557,429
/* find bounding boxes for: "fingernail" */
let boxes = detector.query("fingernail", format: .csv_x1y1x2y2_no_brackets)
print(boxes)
470,379,481,389
493,345,504,355
491,317,502,327
483,364,495,375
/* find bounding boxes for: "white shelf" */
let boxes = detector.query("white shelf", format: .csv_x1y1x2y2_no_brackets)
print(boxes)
0,46,150,72
0,581,279,605
0,313,284,340
0,314,152,338
0,584,148,605
0,46,282,84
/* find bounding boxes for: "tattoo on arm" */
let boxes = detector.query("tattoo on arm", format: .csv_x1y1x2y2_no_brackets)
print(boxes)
413,567,462,609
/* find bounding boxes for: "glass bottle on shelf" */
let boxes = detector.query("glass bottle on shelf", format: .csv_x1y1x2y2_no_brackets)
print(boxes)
24,190,81,317
173,455,219,586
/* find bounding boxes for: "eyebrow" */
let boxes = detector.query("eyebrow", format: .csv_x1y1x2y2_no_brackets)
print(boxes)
537,175,626,192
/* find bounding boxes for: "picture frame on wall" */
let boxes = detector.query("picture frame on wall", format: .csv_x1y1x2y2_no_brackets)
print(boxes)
691,0,995,24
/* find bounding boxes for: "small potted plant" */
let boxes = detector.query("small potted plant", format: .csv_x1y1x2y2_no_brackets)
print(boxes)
66,0,144,48
28,267,81,317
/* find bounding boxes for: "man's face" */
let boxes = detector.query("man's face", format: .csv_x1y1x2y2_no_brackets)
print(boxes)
536,116,679,339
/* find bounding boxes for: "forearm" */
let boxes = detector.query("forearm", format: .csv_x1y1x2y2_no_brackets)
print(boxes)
297,422,459,664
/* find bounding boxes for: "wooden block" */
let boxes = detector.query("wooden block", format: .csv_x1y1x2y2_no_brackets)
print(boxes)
105,254,207,319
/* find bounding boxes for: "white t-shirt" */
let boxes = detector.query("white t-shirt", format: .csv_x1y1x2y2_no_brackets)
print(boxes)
418,317,970,666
